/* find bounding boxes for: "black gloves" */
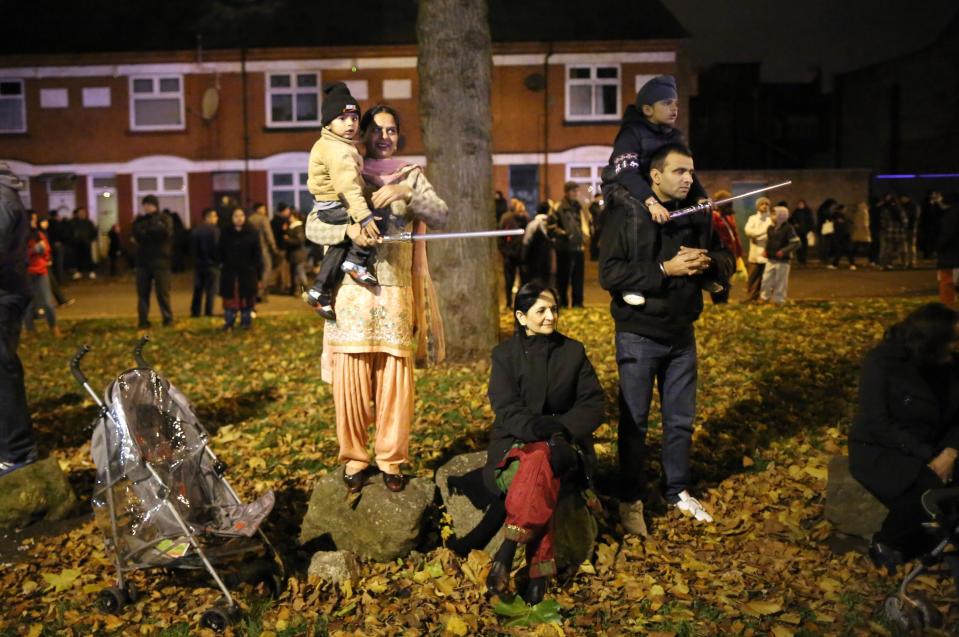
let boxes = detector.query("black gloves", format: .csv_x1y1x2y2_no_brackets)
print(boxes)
531,416,566,440
547,434,578,478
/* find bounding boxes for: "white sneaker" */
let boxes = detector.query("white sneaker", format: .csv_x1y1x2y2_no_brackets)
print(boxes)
673,490,713,523
623,292,646,306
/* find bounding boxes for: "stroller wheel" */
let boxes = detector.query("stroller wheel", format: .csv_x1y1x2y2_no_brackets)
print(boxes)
884,595,924,633
910,592,943,629
124,582,138,604
98,587,127,614
201,605,238,632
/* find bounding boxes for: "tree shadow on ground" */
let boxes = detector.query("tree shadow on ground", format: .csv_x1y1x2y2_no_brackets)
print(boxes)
592,353,860,500
31,392,94,451
192,386,280,434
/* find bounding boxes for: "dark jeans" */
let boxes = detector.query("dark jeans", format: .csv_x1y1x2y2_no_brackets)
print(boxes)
616,330,698,501
224,307,252,328
746,262,765,301
0,300,34,464
555,250,584,308
191,265,219,317
74,240,94,274
24,274,56,331
136,266,173,327
875,467,943,561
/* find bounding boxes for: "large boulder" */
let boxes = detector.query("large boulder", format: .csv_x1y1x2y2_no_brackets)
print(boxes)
300,471,436,562
0,457,77,533
435,452,598,571
825,455,887,538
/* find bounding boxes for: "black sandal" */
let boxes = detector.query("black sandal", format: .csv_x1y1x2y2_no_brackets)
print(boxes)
383,473,405,492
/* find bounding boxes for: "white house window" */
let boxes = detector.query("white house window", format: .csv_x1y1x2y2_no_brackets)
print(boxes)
82,87,111,108
134,173,190,227
566,163,605,198
269,170,312,214
40,88,68,109
129,75,184,131
566,65,620,121
266,73,320,127
0,79,26,133
382,79,412,100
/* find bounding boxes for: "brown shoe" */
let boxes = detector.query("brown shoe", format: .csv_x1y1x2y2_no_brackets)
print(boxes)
383,473,405,492
343,468,369,494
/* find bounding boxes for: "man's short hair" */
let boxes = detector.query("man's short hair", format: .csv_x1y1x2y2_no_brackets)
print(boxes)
141,194,159,207
252,202,265,212
649,143,693,174
202,207,217,219
277,202,290,213
563,181,580,193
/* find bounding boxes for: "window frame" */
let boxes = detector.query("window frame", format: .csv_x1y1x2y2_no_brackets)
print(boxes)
264,71,321,128
132,171,191,228
565,162,606,198
128,75,186,132
268,169,312,216
564,63,621,123
0,78,27,134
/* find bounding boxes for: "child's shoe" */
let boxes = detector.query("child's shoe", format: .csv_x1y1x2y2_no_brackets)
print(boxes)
623,291,646,306
304,287,336,321
342,261,379,287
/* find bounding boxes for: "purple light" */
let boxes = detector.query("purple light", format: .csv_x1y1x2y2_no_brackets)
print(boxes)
875,173,959,180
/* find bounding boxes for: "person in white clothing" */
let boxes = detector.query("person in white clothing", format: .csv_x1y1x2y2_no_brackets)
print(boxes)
744,196,773,302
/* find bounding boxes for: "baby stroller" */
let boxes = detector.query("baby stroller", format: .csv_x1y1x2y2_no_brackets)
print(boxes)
70,337,284,631
882,486,959,634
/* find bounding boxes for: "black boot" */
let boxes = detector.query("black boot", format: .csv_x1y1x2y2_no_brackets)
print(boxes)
869,538,903,576
486,539,517,597
523,577,547,606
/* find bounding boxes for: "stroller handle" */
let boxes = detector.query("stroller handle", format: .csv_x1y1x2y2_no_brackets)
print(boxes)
134,336,151,369
70,344,92,385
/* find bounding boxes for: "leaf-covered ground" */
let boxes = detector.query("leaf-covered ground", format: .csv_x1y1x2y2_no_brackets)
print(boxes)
1,298,953,636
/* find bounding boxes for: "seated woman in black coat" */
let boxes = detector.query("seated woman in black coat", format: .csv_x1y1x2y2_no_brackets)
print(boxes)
482,281,604,604
849,302,959,572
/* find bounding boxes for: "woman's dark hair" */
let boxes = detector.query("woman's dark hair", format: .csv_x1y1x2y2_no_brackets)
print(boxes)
360,104,401,136
885,303,958,365
513,280,559,331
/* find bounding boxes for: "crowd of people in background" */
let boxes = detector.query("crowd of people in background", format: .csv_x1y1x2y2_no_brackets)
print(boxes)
495,186,957,309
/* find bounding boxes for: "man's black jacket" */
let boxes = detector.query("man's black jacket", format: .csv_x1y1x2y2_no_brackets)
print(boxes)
132,212,174,269
599,185,734,343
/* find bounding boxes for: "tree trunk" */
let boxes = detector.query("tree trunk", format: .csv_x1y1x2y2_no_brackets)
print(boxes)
417,0,497,360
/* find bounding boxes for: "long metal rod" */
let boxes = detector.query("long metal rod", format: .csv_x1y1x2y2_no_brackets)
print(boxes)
379,228,524,243
669,180,793,219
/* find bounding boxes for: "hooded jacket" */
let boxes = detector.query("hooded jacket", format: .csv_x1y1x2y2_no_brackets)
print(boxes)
0,167,30,304
307,127,373,224
604,105,707,204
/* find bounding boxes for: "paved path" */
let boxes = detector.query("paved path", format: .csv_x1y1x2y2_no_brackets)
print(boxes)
52,260,940,322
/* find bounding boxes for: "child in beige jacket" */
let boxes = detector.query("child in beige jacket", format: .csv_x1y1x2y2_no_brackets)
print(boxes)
304,82,379,320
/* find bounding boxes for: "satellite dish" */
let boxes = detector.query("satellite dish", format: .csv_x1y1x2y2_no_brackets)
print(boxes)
524,73,546,92
201,87,220,120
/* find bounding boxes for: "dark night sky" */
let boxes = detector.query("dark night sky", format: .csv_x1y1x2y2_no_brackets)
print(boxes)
662,0,959,86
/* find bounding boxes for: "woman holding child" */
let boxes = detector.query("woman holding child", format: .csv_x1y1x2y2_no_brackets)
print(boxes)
314,92,448,493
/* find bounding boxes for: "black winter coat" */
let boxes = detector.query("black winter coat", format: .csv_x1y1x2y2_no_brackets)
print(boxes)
849,340,959,501
937,206,959,269
484,331,604,495
598,185,734,343
132,212,174,268
604,105,707,204
0,176,29,305
218,224,263,300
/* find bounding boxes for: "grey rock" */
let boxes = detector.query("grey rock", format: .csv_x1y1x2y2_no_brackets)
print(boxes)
307,550,360,585
825,455,887,538
300,471,436,562
435,452,598,571
0,457,77,533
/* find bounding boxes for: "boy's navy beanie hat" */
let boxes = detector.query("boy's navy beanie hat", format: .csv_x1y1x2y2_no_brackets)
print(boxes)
322,82,361,126
635,75,678,107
